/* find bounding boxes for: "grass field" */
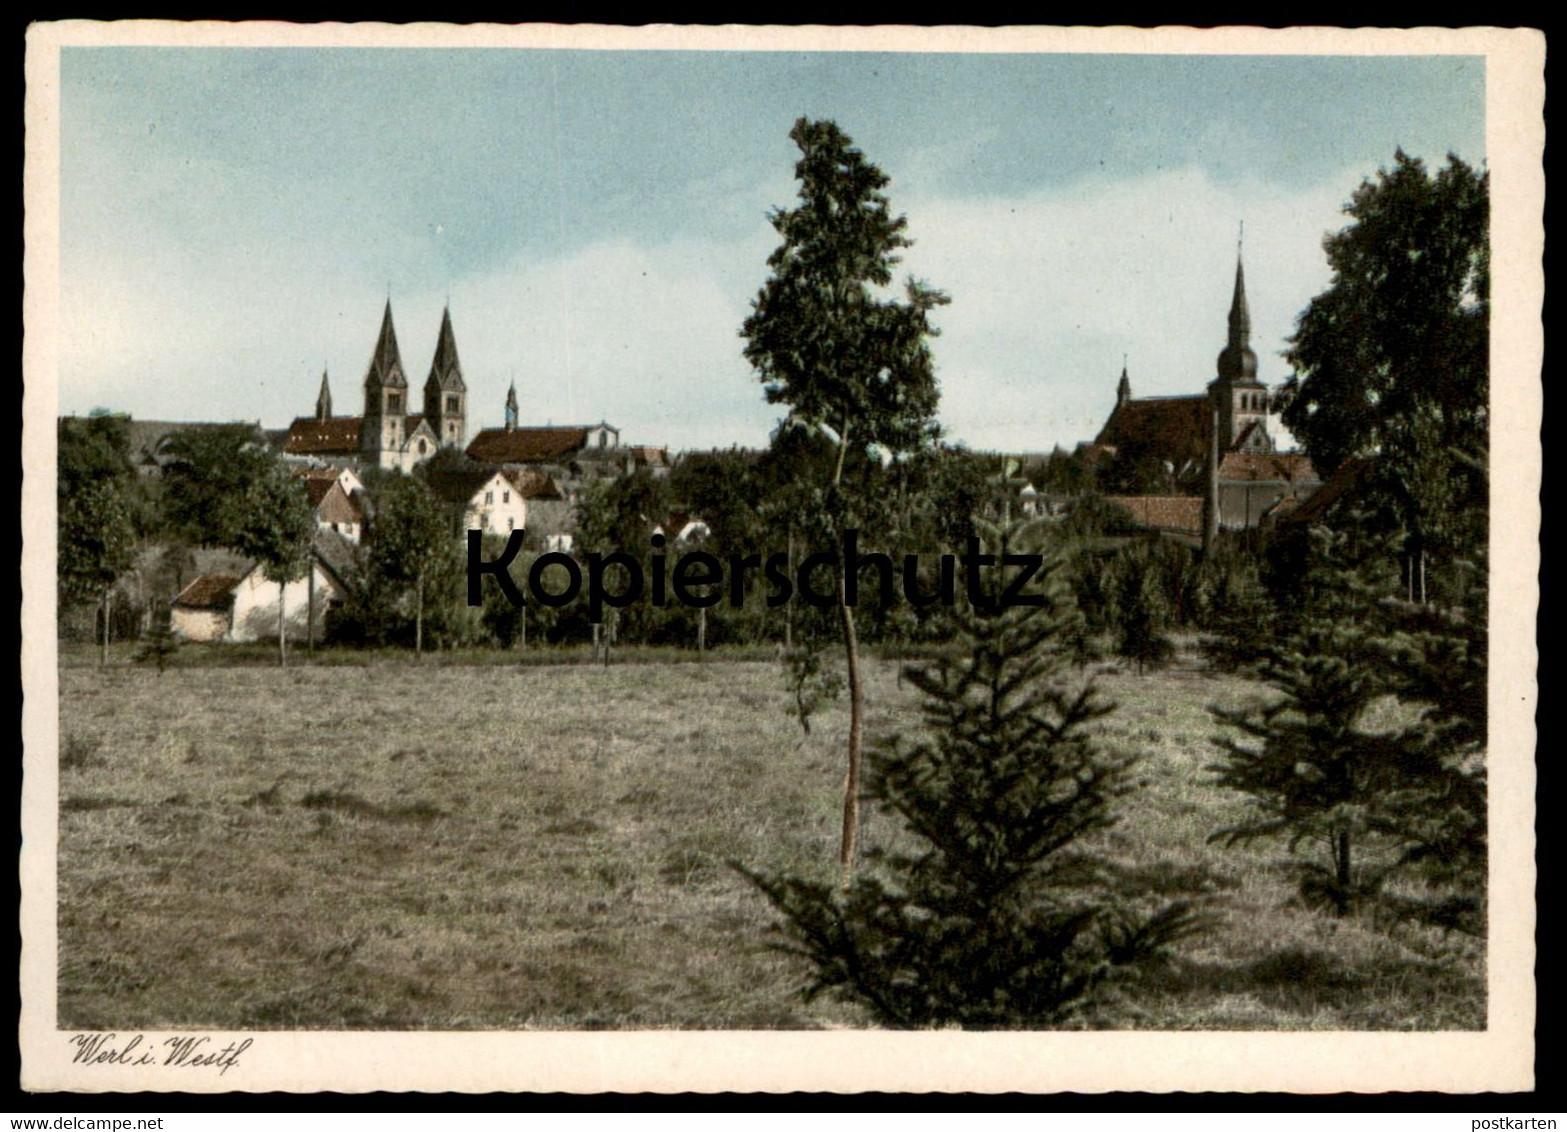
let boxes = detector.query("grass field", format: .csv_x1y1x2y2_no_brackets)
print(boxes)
55,647,1485,1030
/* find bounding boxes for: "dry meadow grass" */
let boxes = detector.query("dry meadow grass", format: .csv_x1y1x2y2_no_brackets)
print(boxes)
55,649,1485,1030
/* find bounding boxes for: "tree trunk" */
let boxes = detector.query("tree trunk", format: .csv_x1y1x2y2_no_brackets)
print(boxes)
520,604,527,650
831,415,865,879
277,579,287,668
100,587,110,666
697,605,706,653
1335,828,1353,915
784,526,794,650
307,566,316,655
838,576,864,876
416,574,425,659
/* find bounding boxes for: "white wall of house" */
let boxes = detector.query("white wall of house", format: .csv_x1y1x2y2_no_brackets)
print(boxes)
171,606,229,643
318,516,362,544
228,562,344,643
464,472,529,537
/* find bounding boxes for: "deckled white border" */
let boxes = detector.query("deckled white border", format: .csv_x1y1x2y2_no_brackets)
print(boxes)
20,22,1542,1094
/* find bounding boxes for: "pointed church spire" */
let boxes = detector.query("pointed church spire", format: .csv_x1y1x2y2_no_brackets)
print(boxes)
1216,241,1258,382
316,369,332,421
365,299,407,390
1228,251,1252,349
426,306,465,393
1116,356,1132,406
504,379,519,431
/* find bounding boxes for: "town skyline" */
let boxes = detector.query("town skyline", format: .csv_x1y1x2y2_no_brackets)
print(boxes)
58,44,1485,452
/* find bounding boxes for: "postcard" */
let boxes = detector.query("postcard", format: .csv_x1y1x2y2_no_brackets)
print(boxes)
21,22,1542,1094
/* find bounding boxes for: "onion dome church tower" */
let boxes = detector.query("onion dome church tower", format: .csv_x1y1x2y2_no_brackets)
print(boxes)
1207,246,1273,454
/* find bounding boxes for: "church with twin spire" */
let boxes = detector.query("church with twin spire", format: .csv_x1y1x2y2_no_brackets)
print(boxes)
284,300,468,472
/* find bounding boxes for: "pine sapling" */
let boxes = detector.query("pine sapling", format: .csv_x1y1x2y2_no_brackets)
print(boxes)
741,465,1204,1027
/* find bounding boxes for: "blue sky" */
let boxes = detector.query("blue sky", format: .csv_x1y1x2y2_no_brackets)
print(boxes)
58,47,1485,452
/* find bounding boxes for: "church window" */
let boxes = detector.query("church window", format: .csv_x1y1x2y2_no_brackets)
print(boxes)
418,439,427,455
389,394,402,414
503,490,510,503
485,490,494,504
446,395,460,413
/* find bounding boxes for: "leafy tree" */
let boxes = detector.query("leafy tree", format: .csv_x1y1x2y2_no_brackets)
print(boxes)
58,413,148,661
782,647,844,736
742,117,949,870
742,465,1202,1026
231,460,316,667
159,424,274,549
59,480,138,665
367,474,453,657
58,413,137,500
1282,151,1488,600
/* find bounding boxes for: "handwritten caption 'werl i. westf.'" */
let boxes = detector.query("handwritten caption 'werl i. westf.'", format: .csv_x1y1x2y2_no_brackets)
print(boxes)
69,1033,253,1075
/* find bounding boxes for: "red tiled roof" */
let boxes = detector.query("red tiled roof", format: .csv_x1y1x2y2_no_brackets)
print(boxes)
1102,495,1205,537
467,427,589,465
173,573,240,609
499,466,563,499
1276,456,1374,527
425,468,499,507
286,416,363,455
1094,396,1208,469
1216,451,1319,484
298,478,335,507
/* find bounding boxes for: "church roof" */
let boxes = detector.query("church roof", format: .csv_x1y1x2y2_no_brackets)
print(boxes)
364,300,406,389
1093,395,1208,468
467,426,592,465
285,416,363,455
425,307,465,391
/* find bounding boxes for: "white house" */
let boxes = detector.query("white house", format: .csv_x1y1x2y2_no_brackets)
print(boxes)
293,466,367,544
428,465,566,541
170,532,355,643
463,470,529,537
227,559,347,643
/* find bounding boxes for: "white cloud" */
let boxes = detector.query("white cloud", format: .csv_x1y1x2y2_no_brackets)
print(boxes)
897,164,1358,451
59,161,1366,457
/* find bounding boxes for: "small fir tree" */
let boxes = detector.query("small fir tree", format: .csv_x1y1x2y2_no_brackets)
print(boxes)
741,465,1202,1027
1207,518,1486,928
134,615,180,674
1114,555,1174,675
